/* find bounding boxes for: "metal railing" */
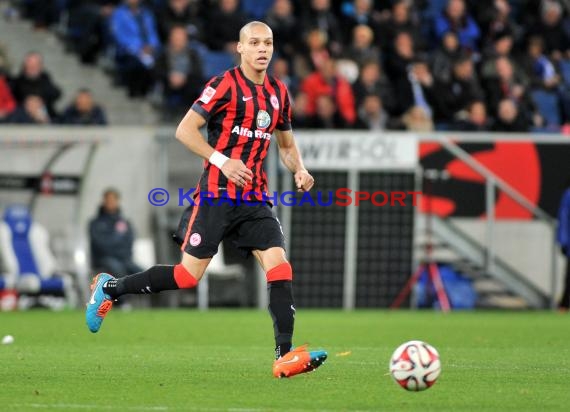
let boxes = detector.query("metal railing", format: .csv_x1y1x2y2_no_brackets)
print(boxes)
423,134,559,308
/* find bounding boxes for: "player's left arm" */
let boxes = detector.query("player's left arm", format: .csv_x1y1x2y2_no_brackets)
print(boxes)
274,128,314,192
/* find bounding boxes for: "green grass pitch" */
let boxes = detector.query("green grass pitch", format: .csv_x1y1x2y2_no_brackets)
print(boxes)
1,309,569,411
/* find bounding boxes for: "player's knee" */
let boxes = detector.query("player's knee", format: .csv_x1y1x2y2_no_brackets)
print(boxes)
180,253,209,281
174,263,198,289
266,262,293,282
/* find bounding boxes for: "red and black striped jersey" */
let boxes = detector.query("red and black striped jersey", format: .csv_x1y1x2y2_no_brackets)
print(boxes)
190,66,292,200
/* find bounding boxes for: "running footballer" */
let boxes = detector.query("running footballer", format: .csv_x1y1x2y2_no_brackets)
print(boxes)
86,21,327,378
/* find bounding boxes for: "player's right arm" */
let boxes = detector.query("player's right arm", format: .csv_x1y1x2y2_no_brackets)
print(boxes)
175,77,252,188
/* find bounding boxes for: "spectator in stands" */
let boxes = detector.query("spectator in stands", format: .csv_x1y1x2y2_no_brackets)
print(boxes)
270,57,297,95
155,0,203,44
0,72,16,122
6,95,51,125
529,1,570,61
343,25,381,69
20,0,62,30
60,88,108,125
388,105,434,132
452,100,491,131
392,58,438,119
64,1,120,64
0,42,12,75
351,60,396,114
265,0,298,61
300,57,357,127
293,28,331,80
492,99,529,132
520,36,561,91
385,31,415,82
110,0,161,97
437,53,485,121
89,188,142,278
480,29,516,79
299,0,343,54
308,94,346,129
155,25,204,114
556,177,570,310
341,0,383,45
522,35,570,124
205,0,248,52
476,0,522,51
484,56,539,124
9,52,62,118
520,0,543,28
378,0,424,53
434,0,481,51
431,31,462,83
354,94,388,130
291,91,311,129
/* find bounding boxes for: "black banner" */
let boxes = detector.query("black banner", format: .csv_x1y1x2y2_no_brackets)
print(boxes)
420,142,570,219
0,173,81,195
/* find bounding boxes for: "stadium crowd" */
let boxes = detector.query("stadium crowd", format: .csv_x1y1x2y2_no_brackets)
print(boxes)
1,0,570,131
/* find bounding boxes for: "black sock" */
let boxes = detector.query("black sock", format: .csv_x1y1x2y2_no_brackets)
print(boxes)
268,280,295,359
276,342,292,360
103,265,179,299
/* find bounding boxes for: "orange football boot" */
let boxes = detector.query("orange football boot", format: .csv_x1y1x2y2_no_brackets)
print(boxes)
273,344,328,378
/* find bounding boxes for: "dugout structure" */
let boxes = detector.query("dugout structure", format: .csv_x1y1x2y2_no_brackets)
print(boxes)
272,132,419,309
0,127,156,305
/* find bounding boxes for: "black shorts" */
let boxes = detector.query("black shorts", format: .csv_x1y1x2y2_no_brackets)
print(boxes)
173,199,285,259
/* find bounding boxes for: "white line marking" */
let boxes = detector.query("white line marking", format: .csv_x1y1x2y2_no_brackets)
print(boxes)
10,404,378,412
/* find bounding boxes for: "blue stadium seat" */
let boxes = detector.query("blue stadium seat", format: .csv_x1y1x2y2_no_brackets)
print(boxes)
201,50,236,79
421,0,448,20
241,0,274,19
530,89,561,127
0,205,75,307
558,60,570,86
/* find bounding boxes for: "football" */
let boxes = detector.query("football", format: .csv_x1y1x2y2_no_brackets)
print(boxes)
389,340,441,391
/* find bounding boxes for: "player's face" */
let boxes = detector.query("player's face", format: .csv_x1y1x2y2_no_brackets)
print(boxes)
239,26,274,72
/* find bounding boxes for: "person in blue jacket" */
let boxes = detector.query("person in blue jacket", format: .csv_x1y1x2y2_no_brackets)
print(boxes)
556,179,570,310
110,0,161,97
434,0,481,52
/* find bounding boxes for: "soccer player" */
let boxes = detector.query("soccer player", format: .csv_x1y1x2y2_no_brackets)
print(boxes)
86,21,327,378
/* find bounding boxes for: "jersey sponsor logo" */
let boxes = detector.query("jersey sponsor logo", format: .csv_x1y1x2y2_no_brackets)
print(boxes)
199,86,216,104
270,95,279,110
189,233,202,246
256,110,271,129
232,125,271,140
242,96,254,101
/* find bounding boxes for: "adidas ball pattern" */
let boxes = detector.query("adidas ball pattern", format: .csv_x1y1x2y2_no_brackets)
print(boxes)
389,340,441,391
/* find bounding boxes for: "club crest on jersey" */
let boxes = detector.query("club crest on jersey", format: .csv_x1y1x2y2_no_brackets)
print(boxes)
257,110,271,129
270,95,279,110
199,86,216,104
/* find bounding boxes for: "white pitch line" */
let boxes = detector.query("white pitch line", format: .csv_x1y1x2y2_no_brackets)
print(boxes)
10,404,377,412
10,405,169,411
10,404,190,411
